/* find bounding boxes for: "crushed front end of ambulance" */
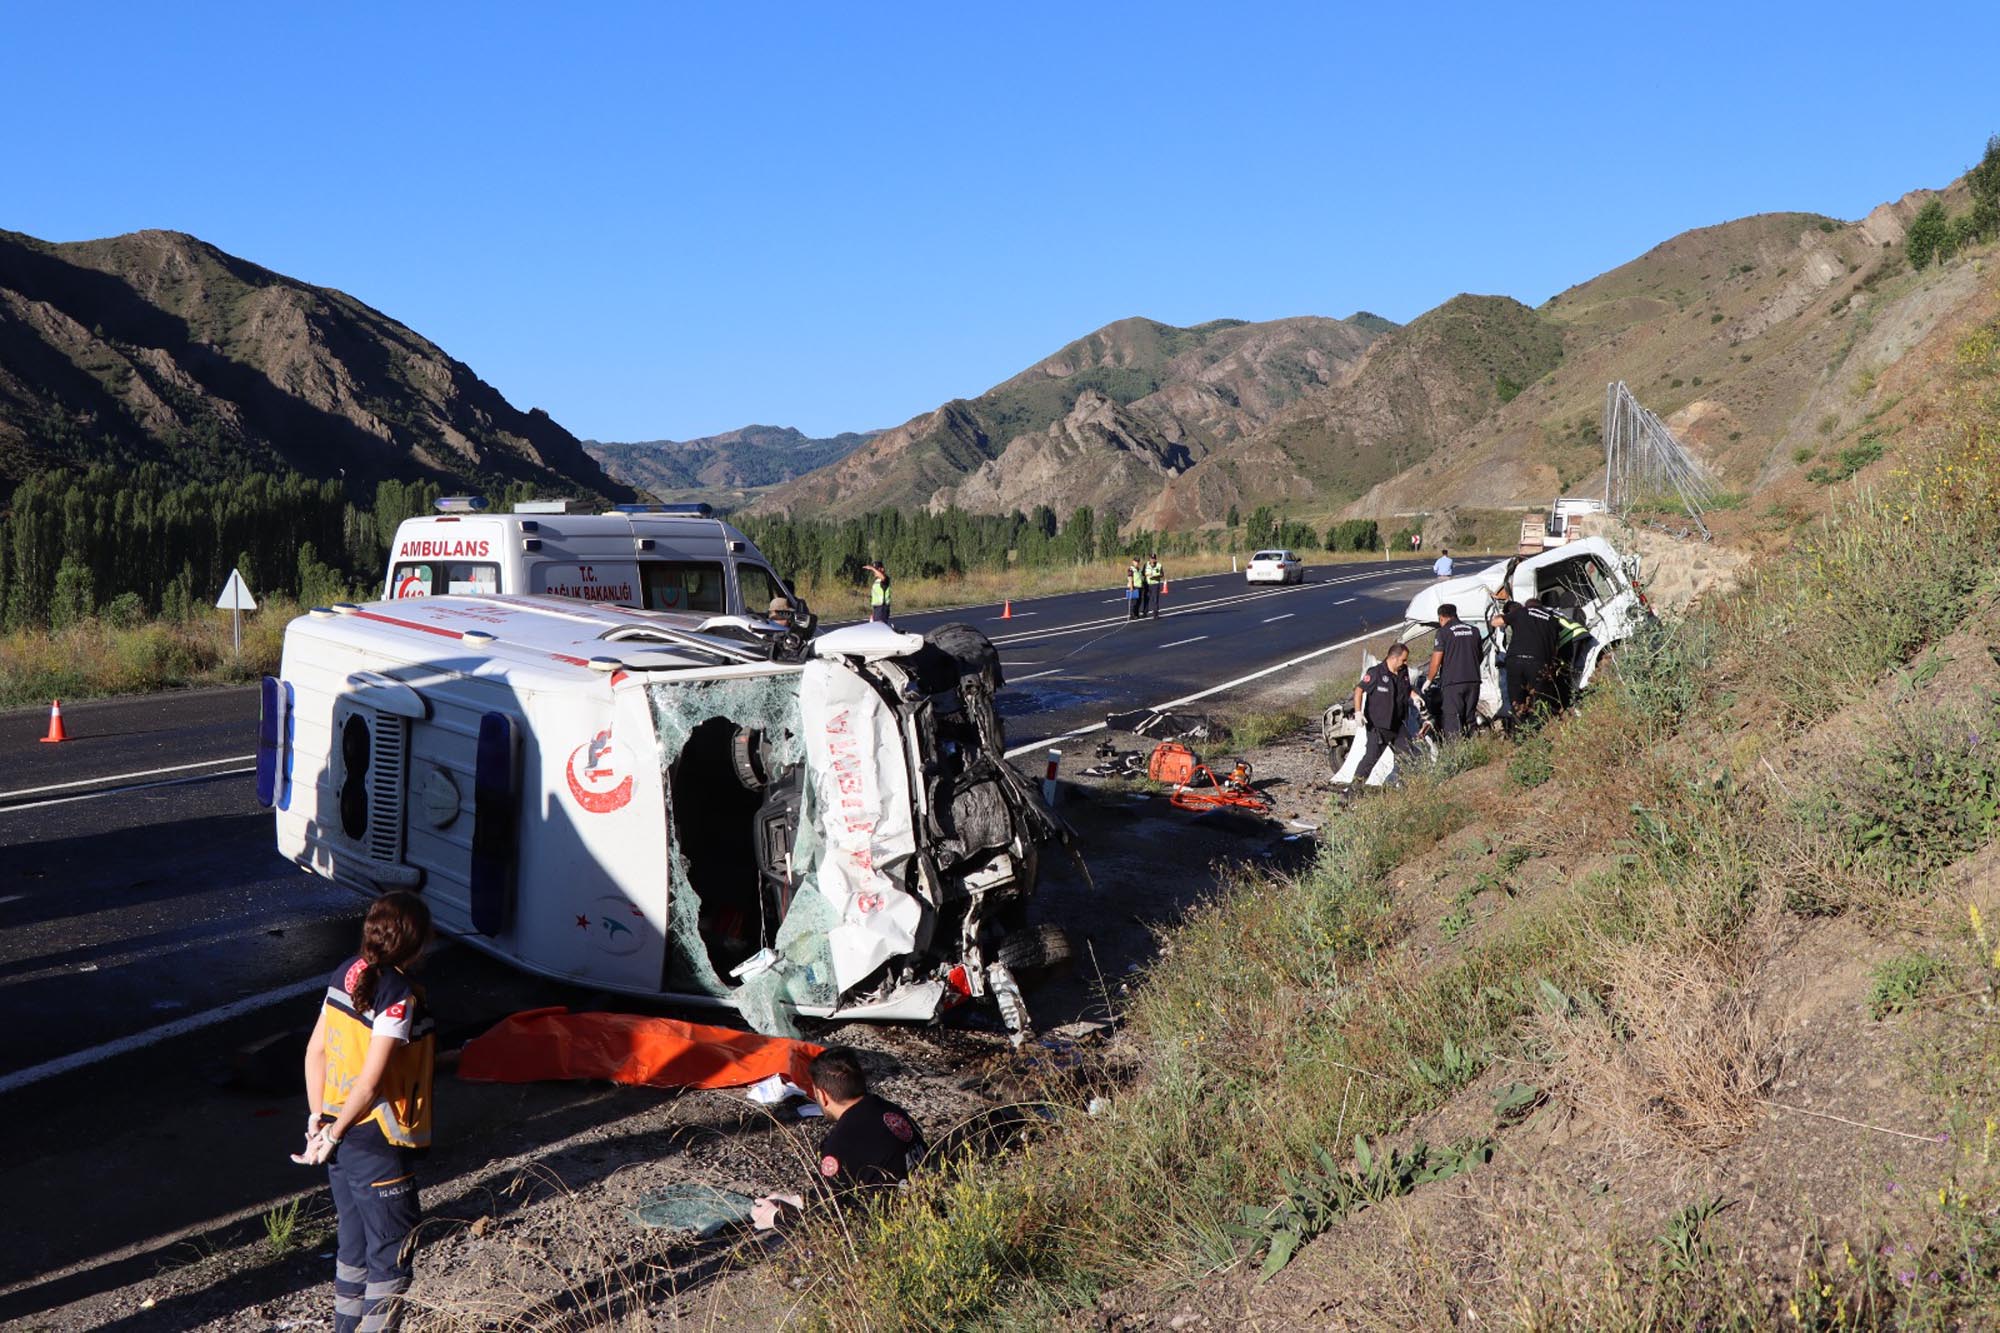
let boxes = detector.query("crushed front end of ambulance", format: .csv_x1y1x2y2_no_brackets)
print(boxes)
267,598,1068,1040
648,620,1069,1038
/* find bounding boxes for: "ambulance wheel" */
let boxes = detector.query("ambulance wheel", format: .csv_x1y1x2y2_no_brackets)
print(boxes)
997,923,1074,987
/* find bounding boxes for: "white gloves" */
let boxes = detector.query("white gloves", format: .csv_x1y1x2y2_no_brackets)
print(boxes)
291,1125,339,1166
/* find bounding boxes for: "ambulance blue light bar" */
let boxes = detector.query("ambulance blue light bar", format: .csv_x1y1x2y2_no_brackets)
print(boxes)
610,502,712,516
434,496,489,513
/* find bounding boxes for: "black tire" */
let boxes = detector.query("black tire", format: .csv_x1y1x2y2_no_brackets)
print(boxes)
995,923,1074,987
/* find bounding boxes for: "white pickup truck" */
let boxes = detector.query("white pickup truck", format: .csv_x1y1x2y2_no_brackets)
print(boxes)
257,595,1065,1036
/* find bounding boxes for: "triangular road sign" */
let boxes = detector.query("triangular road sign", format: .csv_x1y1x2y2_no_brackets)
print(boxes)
215,568,258,611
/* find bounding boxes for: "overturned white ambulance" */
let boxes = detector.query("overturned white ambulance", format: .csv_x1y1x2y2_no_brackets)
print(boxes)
260,596,1064,1035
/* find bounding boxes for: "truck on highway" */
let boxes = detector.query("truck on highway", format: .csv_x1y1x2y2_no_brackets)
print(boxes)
257,595,1066,1036
1324,536,1651,784
383,498,804,625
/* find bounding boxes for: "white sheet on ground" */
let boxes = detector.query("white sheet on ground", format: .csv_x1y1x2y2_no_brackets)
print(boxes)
798,659,923,992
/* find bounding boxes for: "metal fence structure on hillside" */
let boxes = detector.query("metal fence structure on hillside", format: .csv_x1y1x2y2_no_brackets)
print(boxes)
1602,381,1715,538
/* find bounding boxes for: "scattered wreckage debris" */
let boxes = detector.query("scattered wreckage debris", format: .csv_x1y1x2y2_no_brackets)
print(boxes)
1103,706,1216,742
457,1008,821,1091
625,1183,759,1237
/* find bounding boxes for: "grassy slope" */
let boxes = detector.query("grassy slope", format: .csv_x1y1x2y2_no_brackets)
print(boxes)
797,299,2000,1330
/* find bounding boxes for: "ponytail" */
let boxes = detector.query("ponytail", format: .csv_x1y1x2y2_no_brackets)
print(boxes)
347,891,434,1014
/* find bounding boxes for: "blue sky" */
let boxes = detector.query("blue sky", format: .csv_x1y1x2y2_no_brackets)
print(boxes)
7,2,1997,441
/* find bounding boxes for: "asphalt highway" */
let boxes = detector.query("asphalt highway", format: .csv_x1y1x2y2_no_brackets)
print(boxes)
0,557,1439,1310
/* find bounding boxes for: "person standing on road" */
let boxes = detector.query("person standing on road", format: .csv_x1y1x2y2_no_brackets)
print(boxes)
750,1046,928,1229
1126,558,1144,620
298,892,436,1333
1432,548,1454,578
1493,585,1562,725
1424,602,1483,739
1143,553,1164,619
1342,642,1421,786
864,561,892,624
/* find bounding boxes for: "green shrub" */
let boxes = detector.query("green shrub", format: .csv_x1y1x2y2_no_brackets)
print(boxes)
1793,446,1815,465
1865,951,1949,1019
1507,734,1554,789
1805,436,1885,484
1836,710,2000,877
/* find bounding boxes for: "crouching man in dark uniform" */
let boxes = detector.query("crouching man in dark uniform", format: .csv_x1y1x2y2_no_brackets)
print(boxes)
751,1047,927,1229
1341,642,1420,787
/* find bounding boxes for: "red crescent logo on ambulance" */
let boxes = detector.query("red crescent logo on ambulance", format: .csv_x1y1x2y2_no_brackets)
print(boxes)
395,574,428,599
565,728,633,813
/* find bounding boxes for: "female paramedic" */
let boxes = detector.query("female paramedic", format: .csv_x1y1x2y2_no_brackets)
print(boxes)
296,891,435,1333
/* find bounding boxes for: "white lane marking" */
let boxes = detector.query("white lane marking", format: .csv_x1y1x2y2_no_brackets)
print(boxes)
1159,635,1209,649
0,973,328,1096
1012,668,1064,681
1262,613,1295,623
1003,624,1396,759
0,894,23,907
1102,597,1126,604
989,566,1398,647
994,610,1037,619
0,754,257,800
1335,597,1357,605
0,767,256,814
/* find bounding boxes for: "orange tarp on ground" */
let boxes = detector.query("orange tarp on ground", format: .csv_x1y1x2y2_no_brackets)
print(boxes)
457,1007,821,1092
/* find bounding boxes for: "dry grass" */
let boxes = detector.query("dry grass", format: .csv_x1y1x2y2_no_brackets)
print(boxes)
0,600,297,707
1537,938,1775,1155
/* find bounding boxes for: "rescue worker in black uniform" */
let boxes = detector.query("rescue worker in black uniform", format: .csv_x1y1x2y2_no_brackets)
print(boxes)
750,1047,927,1229
1345,641,1420,786
1492,584,1562,726
1424,603,1484,739
1538,588,1592,710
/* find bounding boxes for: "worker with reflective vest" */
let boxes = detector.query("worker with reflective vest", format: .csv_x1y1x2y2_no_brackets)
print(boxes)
1143,555,1164,619
865,562,892,624
1541,589,1592,708
1126,559,1144,620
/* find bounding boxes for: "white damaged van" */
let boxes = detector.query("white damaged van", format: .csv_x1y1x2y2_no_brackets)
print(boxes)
1326,536,1652,784
260,595,1064,1036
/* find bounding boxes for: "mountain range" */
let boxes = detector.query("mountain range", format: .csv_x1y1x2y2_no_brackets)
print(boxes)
583,425,874,506
0,228,631,499
747,181,1989,537
6,169,1990,536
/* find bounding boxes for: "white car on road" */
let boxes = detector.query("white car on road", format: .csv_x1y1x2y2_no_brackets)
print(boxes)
1245,549,1305,585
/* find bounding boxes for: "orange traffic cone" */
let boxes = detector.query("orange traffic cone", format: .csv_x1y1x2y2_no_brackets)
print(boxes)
40,698,67,743
1161,580,1170,596
1001,600,1012,619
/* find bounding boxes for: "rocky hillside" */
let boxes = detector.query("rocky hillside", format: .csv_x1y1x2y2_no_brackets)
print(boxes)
1341,191,1991,532
0,229,633,498
585,424,871,504
750,314,1391,520
1132,295,1565,529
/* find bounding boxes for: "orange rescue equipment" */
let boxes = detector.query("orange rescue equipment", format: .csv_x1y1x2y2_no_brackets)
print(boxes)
457,1007,822,1091
1148,741,1199,786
